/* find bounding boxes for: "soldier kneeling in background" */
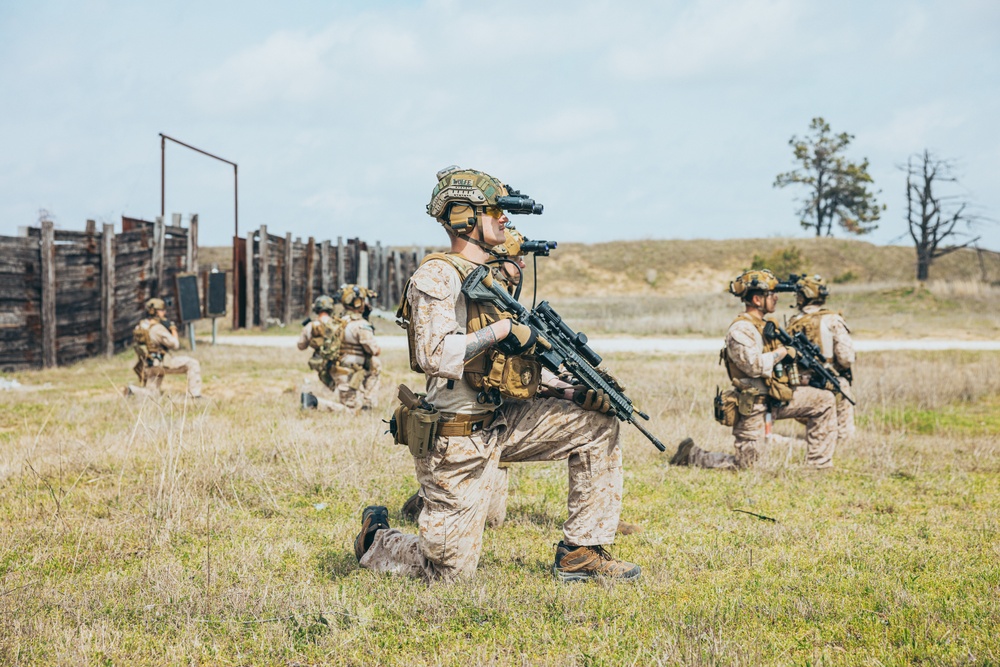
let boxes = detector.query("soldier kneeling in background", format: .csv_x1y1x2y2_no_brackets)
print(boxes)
671,269,837,470
299,287,381,413
787,274,856,442
126,298,203,399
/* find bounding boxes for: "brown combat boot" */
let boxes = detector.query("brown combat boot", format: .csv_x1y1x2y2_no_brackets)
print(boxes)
401,490,424,523
353,505,389,562
553,541,641,582
669,437,696,466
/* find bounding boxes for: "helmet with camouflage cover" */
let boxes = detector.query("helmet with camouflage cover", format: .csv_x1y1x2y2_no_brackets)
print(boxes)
729,269,778,300
313,294,335,314
795,274,829,304
491,228,526,258
427,166,509,234
339,284,377,311
145,298,166,315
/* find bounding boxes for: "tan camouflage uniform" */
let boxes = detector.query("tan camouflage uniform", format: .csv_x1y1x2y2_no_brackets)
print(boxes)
360,257,623,581
297,313,381,412
788,304,856,441
691,316,837,469
127,320,202,398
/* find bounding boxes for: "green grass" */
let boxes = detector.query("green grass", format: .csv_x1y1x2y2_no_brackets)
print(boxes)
1,347,999,665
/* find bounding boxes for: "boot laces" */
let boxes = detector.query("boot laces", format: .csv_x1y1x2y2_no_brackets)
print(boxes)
590,545,614,561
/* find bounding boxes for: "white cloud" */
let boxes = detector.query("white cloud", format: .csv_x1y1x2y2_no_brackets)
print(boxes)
867,103,967,155
517,108,617,144
606,0,805,80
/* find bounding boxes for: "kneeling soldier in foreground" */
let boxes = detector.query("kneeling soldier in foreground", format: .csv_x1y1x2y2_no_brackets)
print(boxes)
126,298,202,399
672,269,836,470
356,166,639,582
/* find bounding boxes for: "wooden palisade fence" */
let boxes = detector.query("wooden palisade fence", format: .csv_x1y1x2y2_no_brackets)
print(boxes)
0,215,196,372
234,226,424,328
1,213,423,370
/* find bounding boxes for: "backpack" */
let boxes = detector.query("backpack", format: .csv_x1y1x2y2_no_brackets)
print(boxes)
308,318,347,388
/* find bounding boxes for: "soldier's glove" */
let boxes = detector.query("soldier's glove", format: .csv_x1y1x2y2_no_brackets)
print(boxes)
496,321,536,356
572,387,611,413
783,347,797,361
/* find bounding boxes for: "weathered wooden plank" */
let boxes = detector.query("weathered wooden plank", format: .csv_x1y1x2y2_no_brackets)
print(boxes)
245,235,255,327
258,225,269,324
153,217,165,296
0,235,38,249
41,220,56,368
188,214,198,275
320,240,331,295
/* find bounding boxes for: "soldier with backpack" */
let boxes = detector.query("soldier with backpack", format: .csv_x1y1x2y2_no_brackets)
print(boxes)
298,289,381,412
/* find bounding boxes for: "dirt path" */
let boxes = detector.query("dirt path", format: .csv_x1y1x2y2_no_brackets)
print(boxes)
212,335,1000,354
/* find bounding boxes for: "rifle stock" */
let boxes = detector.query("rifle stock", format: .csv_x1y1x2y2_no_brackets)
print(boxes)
461,265,666,452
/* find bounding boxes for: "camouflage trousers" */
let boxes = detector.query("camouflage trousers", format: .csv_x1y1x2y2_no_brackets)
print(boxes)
315,370,380,413
836,393,855,442
692,386,837,469
128,355,202,398
360,397,623,581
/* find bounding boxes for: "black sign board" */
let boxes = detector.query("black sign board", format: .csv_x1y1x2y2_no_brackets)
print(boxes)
206,272,227,317
175,273,202,322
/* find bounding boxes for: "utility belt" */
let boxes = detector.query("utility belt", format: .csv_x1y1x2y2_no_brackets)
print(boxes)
389,384,495,458
145,352,164,367
713,381,770,428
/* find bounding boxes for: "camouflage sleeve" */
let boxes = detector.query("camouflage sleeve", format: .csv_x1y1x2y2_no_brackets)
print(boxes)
150,322,180,351
408,260,466,379
725,320,776,378
297,322,313,351
830,315,855,369
356,323,381,357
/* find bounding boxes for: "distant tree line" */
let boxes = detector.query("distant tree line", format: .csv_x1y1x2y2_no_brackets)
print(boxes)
774,117,990,281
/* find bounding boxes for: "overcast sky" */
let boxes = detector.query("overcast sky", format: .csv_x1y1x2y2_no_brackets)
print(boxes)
1,0,997,252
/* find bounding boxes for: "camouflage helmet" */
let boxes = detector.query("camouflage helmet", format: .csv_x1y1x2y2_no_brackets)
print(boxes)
795,274,829,303
426,166,509,234
729,269,779,299
312,294,335,314
492,228,525,258
145,298,166,315
339,284,377,310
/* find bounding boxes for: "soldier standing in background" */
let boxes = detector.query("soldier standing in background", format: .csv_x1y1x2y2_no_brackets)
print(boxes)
671,269,837,470
126,298,203,399
787,275,856,442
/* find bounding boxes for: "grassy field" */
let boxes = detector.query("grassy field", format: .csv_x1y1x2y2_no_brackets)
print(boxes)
2,342,999,665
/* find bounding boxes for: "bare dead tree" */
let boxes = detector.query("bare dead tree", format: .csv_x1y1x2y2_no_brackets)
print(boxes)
902,150,985,281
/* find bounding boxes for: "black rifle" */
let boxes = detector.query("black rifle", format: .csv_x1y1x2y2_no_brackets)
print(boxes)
461,265,666,452
762,321,856,405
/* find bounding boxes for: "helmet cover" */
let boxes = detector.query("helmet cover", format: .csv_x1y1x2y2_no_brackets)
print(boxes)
339,284,377,310
145,298,166,315
729,269,779,298
795,274,829,302
313,294,336,314
492,228,525,258
426,166,509,232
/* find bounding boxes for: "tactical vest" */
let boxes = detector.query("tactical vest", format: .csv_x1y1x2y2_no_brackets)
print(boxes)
396,252,540,401
340,313,370,359
721,312,794,403
788,308,850,378
307,317,347,389
133,318,166,361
